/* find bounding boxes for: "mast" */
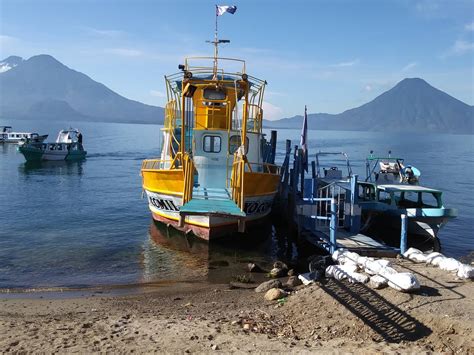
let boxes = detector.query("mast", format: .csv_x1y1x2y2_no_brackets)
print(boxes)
207,5,230,80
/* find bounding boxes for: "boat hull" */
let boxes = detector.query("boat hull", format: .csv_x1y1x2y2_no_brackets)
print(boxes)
362,207,457,251
18,146,87,162
144,189,275,240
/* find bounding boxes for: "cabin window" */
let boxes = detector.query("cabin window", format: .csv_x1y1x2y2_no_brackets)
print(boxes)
228,135,249,154
203,135,221,153
421,193,439,208
378,191,392,204
203,88,226,100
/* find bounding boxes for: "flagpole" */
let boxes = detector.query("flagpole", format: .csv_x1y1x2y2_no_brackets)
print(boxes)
213,5,219,80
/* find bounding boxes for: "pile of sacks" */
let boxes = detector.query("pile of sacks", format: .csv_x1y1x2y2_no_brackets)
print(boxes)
325,249,420,292
403,247,474,280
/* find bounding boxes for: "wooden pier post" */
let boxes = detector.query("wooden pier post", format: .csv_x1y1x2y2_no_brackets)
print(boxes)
330,198,337,254
270,130,277,164
400,214,408,254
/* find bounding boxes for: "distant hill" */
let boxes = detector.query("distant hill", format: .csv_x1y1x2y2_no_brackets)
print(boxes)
0,54,164,124
265,78,474,134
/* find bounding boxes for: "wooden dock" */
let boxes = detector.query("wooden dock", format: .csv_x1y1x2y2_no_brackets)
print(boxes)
277,139,404,258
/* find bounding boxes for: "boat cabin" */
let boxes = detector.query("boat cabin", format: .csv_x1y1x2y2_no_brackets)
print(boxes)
358,183,443,209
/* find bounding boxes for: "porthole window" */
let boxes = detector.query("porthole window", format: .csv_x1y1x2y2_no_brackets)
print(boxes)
229,135,249,154
203,135,221,153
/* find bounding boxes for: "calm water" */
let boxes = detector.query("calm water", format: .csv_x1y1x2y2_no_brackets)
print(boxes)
0,119,473,289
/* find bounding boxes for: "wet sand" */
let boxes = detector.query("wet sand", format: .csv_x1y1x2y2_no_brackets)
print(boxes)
1,258,472,353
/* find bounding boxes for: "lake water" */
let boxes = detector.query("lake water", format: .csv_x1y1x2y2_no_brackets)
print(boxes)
0,119,473,290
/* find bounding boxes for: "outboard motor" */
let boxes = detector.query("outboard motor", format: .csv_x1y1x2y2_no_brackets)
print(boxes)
401,165,421,184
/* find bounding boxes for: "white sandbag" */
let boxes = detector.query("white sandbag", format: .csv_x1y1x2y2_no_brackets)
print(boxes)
298,272,316,285
332,249,360,266
365,260,394,276
386,272,420,292
425,252,443,266
378,266,398,277
457,264,474,279
402,247,423,258
438,257,462,272
407,252,429,263
325,265,368,283
369,275,388,289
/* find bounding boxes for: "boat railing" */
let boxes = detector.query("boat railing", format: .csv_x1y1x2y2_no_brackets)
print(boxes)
185,56,247,75
141,155,182,171
182,153,195,205
231,155,280,210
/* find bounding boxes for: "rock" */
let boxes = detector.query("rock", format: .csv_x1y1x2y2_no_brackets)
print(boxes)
247,263,264,273
264,288,288,301
287,269,295,276
273,261,288,271
269,267,286,278
211,344,219,350
255,279,282,293
243,323,251,330
285,276,302,287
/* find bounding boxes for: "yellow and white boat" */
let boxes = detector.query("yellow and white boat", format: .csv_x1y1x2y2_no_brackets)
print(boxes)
141,23,280,240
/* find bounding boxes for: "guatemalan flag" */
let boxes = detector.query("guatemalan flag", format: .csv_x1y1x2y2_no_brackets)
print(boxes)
216,5,237,16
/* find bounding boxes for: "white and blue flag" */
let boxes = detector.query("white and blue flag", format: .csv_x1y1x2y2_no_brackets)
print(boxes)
216,5,237,16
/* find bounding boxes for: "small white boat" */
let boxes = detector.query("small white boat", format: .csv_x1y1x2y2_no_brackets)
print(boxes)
18,128,87,161
0,126,48,144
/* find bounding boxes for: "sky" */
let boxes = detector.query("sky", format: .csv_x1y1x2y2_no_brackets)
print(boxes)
0,0,473,120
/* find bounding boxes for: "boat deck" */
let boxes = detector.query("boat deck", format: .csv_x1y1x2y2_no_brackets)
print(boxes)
180,187,245,218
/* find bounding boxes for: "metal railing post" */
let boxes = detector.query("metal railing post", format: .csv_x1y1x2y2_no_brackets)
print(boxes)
400,214,407,254
330,198,337,254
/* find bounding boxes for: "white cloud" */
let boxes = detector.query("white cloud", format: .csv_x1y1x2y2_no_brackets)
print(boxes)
0,34,18,46
262,101,284,121
330,59,360,68
84,27,124,37
401,62,418,72
465,22,474,31
104,48,143,57
150,90,166,98
447,40,474,56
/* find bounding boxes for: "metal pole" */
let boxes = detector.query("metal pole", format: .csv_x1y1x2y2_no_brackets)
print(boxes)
400,214,407,254
330,198,337,254
350,174,360,233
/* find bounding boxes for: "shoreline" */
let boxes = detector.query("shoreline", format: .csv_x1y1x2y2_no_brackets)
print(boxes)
1,258,472,353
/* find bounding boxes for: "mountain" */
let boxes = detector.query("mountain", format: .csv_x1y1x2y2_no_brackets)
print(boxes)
265,78,474,134
0,54,164,124
0,56,24,73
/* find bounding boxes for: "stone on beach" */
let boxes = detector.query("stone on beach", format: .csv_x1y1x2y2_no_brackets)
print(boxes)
285,276,302,288
264,288,287,301
255,279,282,293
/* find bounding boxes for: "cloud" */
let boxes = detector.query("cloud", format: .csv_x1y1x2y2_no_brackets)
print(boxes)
465,22,474,31
445,40,474,56
364,84,373,92
329,59,360,68
401,62,418,72
415,0,439,14
0,34,18,45
150,90,166,98
84,27,124,38
104,48,143,57
262,101,284,120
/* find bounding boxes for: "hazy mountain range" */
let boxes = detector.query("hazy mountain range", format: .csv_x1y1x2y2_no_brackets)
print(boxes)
265,78,473,134
0,55,164,124
0,54,472,133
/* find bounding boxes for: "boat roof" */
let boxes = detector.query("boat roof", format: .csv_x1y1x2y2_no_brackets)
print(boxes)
377,184,441,193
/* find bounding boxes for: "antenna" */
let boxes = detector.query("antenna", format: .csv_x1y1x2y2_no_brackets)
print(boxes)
206,6,231,80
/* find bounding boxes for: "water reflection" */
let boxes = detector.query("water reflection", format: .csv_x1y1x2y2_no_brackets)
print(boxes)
141,218,324,284
18,160,85,176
